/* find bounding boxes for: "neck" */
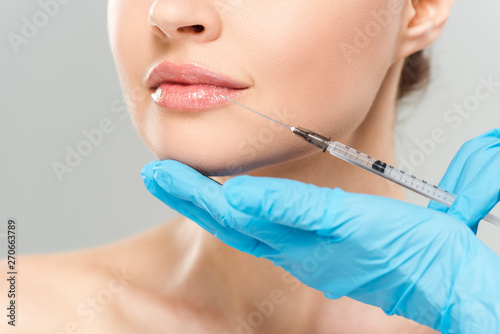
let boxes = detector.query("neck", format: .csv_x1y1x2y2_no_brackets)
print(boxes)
152,59,406,332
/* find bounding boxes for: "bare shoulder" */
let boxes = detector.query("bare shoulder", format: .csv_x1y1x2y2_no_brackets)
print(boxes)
0,243,146,333
0,251,111,333
0,218,184,334
0,216,212,333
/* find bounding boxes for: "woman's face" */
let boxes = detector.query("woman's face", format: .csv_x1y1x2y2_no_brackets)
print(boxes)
108,0,409,176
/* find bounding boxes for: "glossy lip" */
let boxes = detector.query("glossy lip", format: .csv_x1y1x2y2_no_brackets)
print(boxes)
146,61,250,111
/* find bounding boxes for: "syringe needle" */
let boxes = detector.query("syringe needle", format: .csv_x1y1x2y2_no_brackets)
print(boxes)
219,97,500,227
221,95,292,130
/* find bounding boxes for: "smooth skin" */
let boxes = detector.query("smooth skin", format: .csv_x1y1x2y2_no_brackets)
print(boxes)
1,0,460,333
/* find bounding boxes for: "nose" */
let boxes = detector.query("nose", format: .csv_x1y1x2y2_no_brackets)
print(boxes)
149,0,222,43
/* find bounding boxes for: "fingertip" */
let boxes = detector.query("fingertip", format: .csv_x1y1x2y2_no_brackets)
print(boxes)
153,159,208,180
141,161,160,186
152,160,198,188
152,159,185,171
480,128,500,140
141,160,159,177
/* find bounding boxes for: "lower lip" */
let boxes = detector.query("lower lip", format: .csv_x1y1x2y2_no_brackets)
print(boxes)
151,83,247,111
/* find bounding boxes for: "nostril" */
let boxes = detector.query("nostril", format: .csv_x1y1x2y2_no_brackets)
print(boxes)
192,25,205,33
178,25,205,34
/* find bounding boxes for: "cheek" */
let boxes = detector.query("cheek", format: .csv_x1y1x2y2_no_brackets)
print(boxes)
108,0,153,135
233,1,401,138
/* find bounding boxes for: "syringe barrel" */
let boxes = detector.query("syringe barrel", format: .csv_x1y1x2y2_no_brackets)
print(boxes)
326,141,456,206
291,129,500,227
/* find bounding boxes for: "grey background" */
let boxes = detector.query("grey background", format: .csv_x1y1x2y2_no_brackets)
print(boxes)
1,0,499,256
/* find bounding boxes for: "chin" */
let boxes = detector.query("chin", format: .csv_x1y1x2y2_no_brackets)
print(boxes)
153,142,314,177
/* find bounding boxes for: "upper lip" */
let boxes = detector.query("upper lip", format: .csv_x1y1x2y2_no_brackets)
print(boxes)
146,61,250,90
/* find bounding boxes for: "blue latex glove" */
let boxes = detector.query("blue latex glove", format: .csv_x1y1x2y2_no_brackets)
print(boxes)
141,130,500,333
428,128,500,234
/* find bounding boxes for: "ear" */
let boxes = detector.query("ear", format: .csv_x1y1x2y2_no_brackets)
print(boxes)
395,0,455,61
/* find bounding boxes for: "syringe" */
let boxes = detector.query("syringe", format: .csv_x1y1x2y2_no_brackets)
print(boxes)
222,96,500,228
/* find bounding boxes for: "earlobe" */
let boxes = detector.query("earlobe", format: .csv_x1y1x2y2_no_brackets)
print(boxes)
396,0,455,61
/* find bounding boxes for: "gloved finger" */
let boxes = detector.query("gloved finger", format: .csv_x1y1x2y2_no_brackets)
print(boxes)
224,175,434,248
442,139,500,234
428,128,500,212
151,160,317,252
449,135,500,195
152,160,250,226
142,161,277,257
447,152,500,230
224,175,347,232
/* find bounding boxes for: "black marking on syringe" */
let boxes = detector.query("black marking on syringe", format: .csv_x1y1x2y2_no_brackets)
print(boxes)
372,160,387,173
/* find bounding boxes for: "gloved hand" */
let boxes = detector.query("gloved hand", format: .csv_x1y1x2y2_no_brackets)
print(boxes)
141,129,500,333
427,128,500,234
